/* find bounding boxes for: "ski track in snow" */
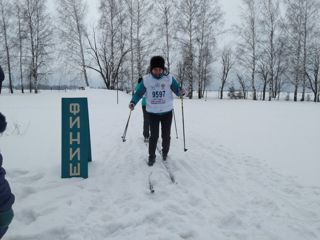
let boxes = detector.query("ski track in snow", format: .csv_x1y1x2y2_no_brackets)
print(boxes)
1,90,320,240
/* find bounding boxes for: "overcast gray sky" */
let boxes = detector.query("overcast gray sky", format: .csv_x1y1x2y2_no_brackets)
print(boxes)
219,0,242,28
49,0,242,30
46,0,243,86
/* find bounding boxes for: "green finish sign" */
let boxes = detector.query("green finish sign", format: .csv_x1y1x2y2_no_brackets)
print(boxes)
61,98,92,178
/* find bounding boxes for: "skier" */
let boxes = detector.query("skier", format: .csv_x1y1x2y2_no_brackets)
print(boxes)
129,56,185,166
0,113,15,238
135,77,150,142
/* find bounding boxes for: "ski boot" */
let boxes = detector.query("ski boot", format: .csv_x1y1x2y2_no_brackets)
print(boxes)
148,155,156,166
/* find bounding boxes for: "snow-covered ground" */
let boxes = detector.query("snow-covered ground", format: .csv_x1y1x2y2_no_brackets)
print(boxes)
0,89,320,240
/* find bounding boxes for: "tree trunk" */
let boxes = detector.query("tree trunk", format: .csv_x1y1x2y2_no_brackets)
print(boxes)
1,6,13,94
4,31,13,94
262,80,267,101
220,83,225,99
294,85,298,102
74,6,89,87
130,0,134,94
165,4,170,73
301,0,308,101
18,9,24,93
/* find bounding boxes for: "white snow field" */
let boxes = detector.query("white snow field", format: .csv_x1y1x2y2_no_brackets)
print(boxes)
0,89,320,240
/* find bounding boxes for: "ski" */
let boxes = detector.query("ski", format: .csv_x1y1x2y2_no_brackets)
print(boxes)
142,139,155,193
144,156,155,194
156,145,176,183
148,172,155,193
161,160,175,183
143,139,176,193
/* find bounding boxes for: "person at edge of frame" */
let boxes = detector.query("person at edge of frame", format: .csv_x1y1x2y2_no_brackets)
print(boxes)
0,113,15,239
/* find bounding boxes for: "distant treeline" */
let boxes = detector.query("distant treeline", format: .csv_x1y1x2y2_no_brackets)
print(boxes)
0,0,319,102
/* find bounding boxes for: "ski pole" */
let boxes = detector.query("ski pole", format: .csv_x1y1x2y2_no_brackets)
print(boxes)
121,110,132,142
180,96,188,152
173,109,178,139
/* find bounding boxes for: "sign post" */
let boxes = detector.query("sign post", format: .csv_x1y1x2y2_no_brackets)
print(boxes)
61,98,92,179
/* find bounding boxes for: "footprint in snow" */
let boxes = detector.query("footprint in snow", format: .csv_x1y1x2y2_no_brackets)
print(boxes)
18,186,37,199
6,169,29,178
16,209,37,225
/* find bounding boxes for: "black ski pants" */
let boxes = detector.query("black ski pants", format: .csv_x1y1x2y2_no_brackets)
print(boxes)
142,106,150,139
148,110,172,158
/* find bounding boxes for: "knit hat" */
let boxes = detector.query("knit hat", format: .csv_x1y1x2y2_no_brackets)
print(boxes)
0,112,7,133
150,56,165,71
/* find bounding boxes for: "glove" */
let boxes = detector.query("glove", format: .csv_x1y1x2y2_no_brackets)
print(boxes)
129,103,135,111
180,88,186,97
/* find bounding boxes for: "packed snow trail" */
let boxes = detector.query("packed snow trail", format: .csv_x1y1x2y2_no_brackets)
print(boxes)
0,90,319,240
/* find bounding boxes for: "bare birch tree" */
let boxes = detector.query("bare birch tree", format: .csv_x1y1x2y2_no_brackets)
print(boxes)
195,0,223,99
14,0,27,93
306,43,320,102
236,0,259,100
57,0,89,87
305,4,320,103
257,58,269,100
0,0,13,93
284,0,304,101
220,47,234,99
155,0,176,73
237,73,248,99
23,0,53,93
125,0,135,93
177,0,199,99
300,0,320,101
135,0,152,79
86,0,130,89
123,0,152,92
259,0,283,101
